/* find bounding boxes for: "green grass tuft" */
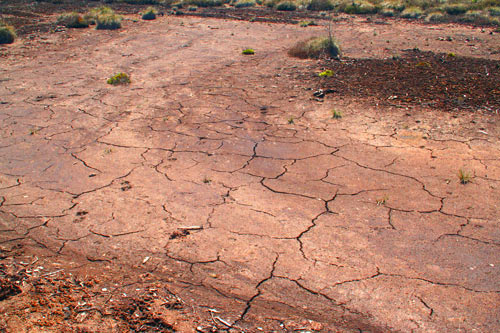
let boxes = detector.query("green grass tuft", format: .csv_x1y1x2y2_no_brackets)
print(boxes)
242,48,255,55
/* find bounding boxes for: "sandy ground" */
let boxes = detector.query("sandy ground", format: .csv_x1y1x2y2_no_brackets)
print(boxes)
1,13,499,332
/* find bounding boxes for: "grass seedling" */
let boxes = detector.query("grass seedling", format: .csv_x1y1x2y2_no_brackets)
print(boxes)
458,169,472,184
331,110,342,119
376,195,389,206
288,116,295,124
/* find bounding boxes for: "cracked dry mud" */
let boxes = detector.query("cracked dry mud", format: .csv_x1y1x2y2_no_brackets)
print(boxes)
1,14,499,332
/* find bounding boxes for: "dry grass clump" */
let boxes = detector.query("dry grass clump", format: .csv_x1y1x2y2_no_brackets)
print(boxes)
57,12,89,28
288,36,341,59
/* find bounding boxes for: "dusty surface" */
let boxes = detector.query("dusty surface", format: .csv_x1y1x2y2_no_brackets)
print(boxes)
1,11,500,332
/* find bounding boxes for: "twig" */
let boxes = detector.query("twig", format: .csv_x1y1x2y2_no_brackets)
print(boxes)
214,316,232,328
41,269,63,277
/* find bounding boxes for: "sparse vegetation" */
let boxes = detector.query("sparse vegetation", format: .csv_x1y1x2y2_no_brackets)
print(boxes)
84,6,114,25
235,0,256,8
299,20,317,27
400,6,423,19
458,169,472,184
307,0,334,11
425,11,446,22
122,0,161,4
288,36,341,59
443,3,468,15
183,0,223,7
489,7,500,16
276,1,297,11
242,48,255,54
342,1,378,14
107,72,131,85
57,12,89,28
0,21,16,44
376,195,389,206
331,109,342,118
288,116,295,124
141,7,158,20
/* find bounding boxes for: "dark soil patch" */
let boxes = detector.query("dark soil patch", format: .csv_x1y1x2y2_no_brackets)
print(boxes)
295,49,500,112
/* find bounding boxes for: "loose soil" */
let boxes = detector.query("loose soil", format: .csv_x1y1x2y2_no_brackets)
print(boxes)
1,1,499,332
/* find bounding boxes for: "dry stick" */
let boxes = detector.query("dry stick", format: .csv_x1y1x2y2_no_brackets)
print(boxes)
41,269,64,277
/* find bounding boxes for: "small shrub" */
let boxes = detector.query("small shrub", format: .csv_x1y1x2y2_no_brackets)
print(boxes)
319,69,334,77
342,1,378,14
488,7,500,16
107,72,131,85
235,0,256,7
242,48,255,54
380,0,405,12
400,6,423,19
123,0,160,3
461,10,482,22
425,11,446,22
0,23,16,44
299,20,317,27
288,36,341,59
188,5,198,10
96,13,122,30
57,12,89,28
183,0,223,7
443,4,468,16
264,0,279,7
307,0,334,11
84,6,114,25
276,1,297,10
142,6,158,20
380,8,396,16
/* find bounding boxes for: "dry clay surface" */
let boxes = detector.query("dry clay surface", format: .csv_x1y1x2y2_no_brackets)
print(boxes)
1,15,500,331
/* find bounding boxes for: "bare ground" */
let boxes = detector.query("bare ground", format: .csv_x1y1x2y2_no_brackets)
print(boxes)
0,7,499,332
